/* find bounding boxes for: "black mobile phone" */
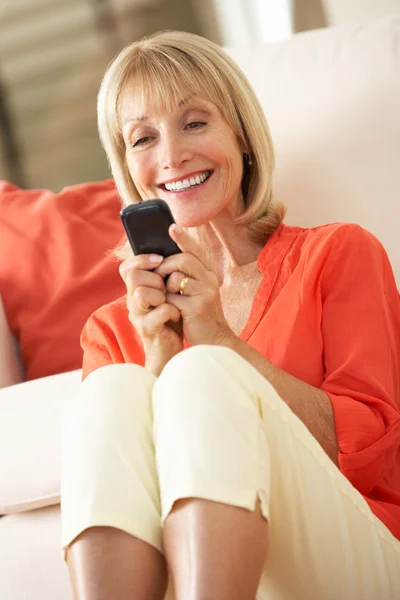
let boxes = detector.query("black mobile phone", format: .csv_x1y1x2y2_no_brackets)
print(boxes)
120,199,181,258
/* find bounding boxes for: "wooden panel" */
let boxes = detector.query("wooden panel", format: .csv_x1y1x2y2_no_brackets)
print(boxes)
0,0,213,190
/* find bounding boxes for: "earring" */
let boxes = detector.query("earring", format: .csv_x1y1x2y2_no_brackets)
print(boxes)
244,153,253,166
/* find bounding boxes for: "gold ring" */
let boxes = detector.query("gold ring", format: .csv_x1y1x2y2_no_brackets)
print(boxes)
179,275,190,295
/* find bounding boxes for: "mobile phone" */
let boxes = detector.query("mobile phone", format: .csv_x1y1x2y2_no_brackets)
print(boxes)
120,199,181,258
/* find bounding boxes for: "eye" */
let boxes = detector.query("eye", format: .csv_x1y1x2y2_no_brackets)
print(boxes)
185,121,206,130
132,136,152,148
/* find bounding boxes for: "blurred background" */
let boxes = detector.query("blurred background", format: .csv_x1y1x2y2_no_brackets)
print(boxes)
0,0,399,191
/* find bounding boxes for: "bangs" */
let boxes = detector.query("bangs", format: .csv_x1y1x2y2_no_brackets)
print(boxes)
115,45,240,136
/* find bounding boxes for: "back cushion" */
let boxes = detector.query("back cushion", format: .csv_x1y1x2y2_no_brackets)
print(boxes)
228,15,400,284
0,179,126,381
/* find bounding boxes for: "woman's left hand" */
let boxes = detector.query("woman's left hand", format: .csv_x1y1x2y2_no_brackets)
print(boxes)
154,224,235,348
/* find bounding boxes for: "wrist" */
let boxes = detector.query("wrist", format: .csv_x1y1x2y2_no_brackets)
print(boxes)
208,324,239,350
144,337,182,377
145,360,163,377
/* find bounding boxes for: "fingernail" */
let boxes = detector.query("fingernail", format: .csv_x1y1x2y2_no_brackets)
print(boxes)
149,255,163,263
172,224,182,234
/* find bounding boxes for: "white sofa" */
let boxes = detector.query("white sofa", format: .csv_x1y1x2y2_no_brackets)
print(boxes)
0,15,399,599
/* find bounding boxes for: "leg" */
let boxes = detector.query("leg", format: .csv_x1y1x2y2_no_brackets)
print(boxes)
163,498,267,600
153,346,400,600
67,526,167,600
153,347,270,600
61,364,168,600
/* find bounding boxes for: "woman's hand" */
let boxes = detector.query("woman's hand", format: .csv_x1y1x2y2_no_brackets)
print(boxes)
119,255,183,376
154,224,236,348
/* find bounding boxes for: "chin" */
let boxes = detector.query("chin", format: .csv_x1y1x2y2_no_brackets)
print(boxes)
176,216,208,229
174,208,216,229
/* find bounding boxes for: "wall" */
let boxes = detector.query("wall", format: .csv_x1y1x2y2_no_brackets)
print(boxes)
293,0,400,31
0,0,220,191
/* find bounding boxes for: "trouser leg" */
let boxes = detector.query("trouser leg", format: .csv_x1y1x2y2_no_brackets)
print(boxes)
61,363,163,558
153,345,400,600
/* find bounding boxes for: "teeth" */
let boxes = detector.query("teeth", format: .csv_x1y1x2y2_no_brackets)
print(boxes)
164,170,210,191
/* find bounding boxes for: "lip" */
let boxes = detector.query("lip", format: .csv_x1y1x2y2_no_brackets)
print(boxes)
158,169,213,186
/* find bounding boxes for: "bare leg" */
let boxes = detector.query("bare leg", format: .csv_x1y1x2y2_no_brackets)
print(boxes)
163,498,268,600
66,526,168,600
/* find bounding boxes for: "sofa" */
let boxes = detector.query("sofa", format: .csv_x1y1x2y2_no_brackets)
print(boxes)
0,15,399,600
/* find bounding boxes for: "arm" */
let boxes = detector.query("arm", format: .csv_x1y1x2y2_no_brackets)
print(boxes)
224,225,400,489
0,295,24,388
318,226,400,493
81,311,117,380
80,299,145,380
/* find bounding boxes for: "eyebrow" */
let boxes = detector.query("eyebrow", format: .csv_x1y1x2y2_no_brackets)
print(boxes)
122,115,148,129
122,95,200,129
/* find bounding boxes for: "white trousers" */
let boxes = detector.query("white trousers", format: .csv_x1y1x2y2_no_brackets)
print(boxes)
61,346,400,599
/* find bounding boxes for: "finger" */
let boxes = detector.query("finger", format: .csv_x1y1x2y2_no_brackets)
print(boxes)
166,291,198,309
132,287,166,313
155,252,205,281
119,254,164,282
166,271,197,296
165,293,205,320
169,224,202,257
124,268,166,297
141,303,181,336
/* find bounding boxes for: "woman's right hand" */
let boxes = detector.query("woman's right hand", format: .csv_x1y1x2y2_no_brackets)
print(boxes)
119,254,183,376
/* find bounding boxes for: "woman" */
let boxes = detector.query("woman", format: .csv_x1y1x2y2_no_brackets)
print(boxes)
61,31,400,599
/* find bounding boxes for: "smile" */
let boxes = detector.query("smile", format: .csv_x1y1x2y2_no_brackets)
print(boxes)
161,170,212,192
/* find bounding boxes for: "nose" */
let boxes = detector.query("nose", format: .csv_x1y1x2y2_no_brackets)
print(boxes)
159,132,193,170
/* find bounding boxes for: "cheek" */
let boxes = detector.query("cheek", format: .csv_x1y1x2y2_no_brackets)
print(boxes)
124,157,154,201
223,151,244,202
221,157,240,199
223,146,244,184
127,155,152,186
212,133,243,171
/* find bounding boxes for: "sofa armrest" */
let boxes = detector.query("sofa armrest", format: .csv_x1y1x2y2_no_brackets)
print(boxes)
0,369,82,514
0,295,25,389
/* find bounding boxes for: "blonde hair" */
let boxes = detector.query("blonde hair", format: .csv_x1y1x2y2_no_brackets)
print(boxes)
97,30,285,257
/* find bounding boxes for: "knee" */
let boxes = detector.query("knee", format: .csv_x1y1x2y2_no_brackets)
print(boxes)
153,345,250,414
64,363,155,424
153,345,279,422
158,345,240,386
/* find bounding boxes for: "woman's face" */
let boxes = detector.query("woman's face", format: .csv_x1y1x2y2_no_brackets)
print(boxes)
120,88,246,228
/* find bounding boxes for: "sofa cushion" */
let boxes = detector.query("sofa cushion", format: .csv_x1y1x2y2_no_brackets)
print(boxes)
0,179,126,381
0,506,72,600
0,369,82,514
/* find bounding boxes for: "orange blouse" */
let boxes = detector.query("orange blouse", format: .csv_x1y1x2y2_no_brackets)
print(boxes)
81,222,400,540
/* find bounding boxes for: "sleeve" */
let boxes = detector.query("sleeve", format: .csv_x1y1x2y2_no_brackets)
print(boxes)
80,309,125,381
320,224,400,495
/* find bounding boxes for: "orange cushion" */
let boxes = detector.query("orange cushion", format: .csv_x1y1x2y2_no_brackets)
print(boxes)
0,179,126,381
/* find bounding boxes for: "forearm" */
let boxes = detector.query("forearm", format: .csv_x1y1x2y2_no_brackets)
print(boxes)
224,336,339,466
